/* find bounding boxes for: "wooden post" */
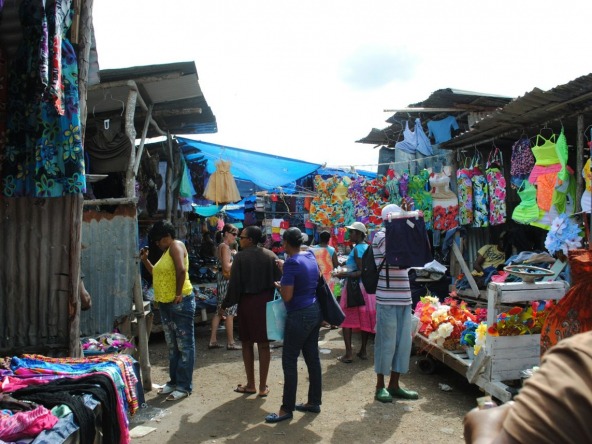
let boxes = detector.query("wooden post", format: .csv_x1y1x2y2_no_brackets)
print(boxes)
124,88,138,198
165,134,174,221
68,194,84,357
76,0,94,141
576,114,584,213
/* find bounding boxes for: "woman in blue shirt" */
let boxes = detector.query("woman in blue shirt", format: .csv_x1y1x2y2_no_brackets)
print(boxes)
265,227,323,423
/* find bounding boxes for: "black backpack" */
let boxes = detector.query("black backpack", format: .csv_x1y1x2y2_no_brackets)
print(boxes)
358,245,387,294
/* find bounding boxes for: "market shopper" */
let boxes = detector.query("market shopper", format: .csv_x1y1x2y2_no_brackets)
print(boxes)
209,223,241,351
140,220,196,401
265,227,323,423
311,230,339,328
372,204,419,403
463,330,592,444
335,221,376,363
223,225,281,397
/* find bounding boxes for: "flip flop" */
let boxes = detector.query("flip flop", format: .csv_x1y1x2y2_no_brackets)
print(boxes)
227,343,242,350
337,356,353,364
166,390,189,401
157,384,175,395
234,384,257,394
356,352,368,360
208,343,223,350
258,386,270,397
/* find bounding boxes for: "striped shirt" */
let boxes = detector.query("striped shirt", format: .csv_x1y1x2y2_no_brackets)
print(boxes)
372,229,411,305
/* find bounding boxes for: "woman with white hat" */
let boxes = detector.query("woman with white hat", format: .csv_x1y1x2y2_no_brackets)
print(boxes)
334,221,376,363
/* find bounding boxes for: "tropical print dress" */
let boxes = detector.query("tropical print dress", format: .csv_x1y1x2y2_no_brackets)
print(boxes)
2,0,85,198
456,167,473,225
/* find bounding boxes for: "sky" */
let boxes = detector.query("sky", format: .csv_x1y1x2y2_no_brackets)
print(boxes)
92,0,592,173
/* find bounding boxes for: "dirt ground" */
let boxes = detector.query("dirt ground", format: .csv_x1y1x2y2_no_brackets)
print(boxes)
128,324,481,444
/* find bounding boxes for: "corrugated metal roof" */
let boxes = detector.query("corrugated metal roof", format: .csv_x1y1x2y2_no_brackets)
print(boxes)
88,62,217,138
357,88,513,146
443,73,592,149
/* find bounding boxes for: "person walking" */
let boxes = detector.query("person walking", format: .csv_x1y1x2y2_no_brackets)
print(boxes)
372,204,419,403
223,226,281,397
265,227,323,423
334,221,376,363
209,223,242,350
140,220,196,401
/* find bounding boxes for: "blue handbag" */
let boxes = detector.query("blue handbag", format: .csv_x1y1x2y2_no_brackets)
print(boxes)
266,290,287,341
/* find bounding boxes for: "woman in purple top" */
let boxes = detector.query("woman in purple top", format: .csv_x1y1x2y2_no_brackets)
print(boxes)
265,227,323,423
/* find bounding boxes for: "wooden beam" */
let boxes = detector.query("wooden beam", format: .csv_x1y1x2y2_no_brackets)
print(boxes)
452,242,481,298
83,197,138,206
133,104,153,177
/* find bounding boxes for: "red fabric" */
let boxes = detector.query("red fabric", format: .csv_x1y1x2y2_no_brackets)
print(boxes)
540,250,592,355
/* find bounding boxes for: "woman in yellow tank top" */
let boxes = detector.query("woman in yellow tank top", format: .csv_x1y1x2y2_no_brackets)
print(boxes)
140,220,195,401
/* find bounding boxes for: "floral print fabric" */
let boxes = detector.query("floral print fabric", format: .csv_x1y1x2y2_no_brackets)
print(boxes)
510,136,535,188
471,167,489,227
2,0,85,198
456,168,473,225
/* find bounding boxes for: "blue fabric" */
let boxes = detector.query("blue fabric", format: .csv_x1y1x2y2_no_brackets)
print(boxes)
374,304,413,375
281,302,322,412
427,115,459,144
192,205,221,216
179,138,322,191
159,295,196,394
280,251,318,312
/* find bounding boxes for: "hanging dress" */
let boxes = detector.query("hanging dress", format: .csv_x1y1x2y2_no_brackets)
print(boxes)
203,159,241,204
510,136,535,189
471,165,489,228
430,171,459,231
485,147,506,226
456,163,473,225
408,169,433,230
511,180,540,224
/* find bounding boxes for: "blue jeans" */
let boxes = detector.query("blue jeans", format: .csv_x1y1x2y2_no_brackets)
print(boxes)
282,302,322,412
159,295,196,394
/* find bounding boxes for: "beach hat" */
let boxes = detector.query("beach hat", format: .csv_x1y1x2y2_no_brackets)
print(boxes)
381,203,402,220
345,221,367,235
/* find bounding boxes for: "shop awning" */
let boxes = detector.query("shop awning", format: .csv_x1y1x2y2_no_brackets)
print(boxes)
177,138,322,191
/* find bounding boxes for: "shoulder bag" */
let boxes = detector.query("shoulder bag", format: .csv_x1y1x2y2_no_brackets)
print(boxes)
316,273,345,326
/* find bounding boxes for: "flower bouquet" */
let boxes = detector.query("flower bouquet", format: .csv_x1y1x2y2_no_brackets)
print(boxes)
487,301,552,337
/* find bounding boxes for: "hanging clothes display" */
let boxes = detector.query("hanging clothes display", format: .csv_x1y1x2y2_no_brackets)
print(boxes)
456,161,473,225
2,0,85,197
394,118,432,175
510,136,535,189
430,170,459,231
530,133,559,167
203,159,241,204
471,159,489,228
485,146,506,225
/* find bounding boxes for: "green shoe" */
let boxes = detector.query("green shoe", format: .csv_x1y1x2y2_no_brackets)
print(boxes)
388,387,419,400
374,388,393,403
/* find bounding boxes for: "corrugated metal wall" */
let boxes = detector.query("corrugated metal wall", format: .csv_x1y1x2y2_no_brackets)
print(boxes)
80,205,138,337
0,196,78,356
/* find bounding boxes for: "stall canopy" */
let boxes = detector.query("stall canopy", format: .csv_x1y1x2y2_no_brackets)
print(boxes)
177,137,322,191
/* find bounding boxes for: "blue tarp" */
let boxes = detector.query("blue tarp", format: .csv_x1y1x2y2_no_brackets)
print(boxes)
177,137,322,191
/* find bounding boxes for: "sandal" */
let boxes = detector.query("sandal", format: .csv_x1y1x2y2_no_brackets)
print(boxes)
356,352,368,360
337,356,353,364
166,390,189,401
157,384,175,395
258,385,270,397
234,384,256,394
208,343,223,350
227,343,242,350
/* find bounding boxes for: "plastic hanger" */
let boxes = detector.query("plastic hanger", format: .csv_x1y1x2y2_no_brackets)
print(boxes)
92,93,125,130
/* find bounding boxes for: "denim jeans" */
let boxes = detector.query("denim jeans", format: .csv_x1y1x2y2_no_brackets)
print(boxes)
282,302,322,412
159,295,196,394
